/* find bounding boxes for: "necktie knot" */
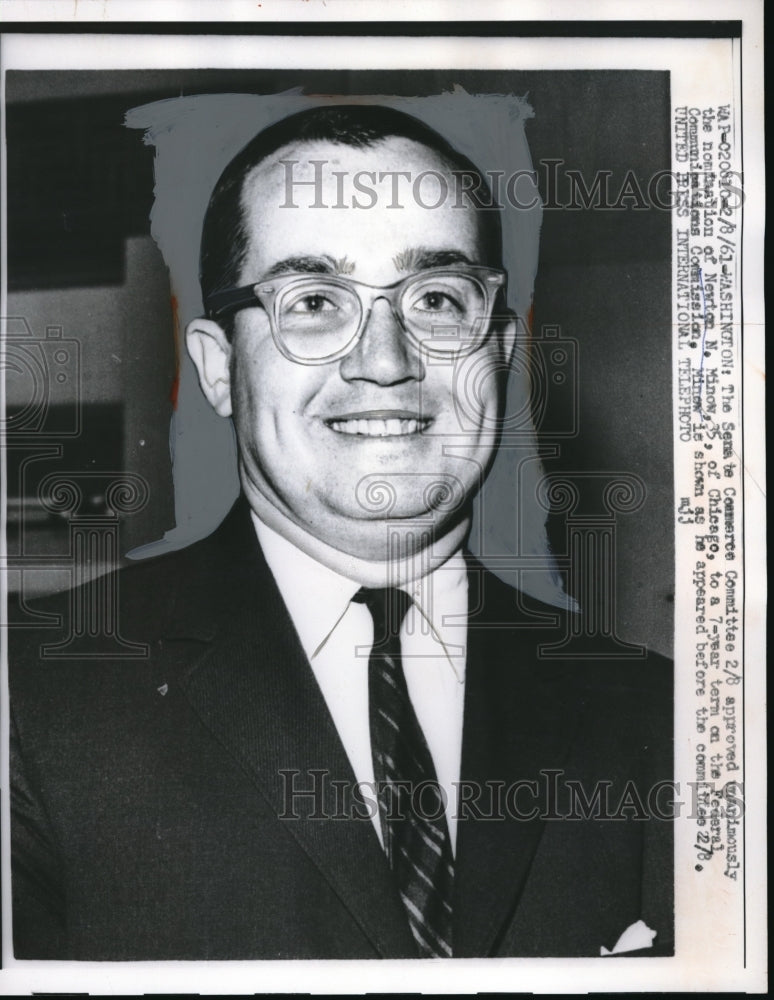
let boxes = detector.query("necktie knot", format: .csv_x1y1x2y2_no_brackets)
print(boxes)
352,586,412,648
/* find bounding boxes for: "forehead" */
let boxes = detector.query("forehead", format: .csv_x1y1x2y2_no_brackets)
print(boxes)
237,136,486,284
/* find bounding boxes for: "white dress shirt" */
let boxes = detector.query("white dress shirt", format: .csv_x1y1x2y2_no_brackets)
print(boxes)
252,512,468,854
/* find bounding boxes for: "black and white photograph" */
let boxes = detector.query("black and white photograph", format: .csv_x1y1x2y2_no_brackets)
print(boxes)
0,4,765,995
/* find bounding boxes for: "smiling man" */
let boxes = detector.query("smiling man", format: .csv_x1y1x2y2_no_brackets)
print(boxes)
187,108,514,578
10,105,673,961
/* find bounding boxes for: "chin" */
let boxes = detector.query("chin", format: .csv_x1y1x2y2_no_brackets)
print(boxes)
327,521,448,564
326,476,469,526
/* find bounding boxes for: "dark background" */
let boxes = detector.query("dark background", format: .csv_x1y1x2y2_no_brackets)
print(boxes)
4,69,673,654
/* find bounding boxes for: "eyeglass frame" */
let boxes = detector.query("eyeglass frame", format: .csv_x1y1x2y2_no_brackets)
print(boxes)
203,265,509,366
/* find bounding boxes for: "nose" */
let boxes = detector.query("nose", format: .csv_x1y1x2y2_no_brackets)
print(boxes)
338,298,425,386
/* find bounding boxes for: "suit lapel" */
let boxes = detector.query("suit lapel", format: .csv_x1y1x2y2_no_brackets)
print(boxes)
161,508,582,958
166,503,416,958
453,562,580,957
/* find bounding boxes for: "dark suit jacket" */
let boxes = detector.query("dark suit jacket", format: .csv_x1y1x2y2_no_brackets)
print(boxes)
10,499,673,960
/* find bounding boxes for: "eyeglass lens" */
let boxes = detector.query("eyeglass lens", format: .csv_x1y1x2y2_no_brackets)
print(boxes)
274,273,489,360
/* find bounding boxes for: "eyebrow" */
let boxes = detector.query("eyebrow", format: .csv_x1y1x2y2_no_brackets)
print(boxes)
392,247,475,272
261,248,474,281
263,255,355,278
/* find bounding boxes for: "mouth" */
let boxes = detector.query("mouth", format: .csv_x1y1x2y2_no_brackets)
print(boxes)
324,410,433,437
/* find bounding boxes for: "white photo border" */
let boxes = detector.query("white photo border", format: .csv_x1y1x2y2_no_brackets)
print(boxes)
0,7,766,995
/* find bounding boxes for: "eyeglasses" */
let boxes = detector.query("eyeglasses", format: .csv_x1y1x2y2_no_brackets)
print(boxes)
204,266,507,365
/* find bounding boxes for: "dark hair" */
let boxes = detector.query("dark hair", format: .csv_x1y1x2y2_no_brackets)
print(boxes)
199,104,503,327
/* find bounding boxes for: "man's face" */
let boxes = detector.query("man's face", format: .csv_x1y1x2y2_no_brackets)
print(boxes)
188,136,516,561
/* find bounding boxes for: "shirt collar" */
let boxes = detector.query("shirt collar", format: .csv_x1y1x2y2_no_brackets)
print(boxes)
251,511,467,664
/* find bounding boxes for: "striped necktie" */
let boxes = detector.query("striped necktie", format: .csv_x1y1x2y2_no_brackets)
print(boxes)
352,586,454,958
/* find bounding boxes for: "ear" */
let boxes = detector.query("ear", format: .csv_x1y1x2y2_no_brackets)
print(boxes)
185,318,233,417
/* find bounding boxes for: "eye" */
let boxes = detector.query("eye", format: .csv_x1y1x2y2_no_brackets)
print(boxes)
412,289,462,312
287,293,339,314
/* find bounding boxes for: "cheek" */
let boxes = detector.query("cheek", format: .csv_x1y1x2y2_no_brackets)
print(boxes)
448,344,509,432
231,357,268,430
230,344,323,451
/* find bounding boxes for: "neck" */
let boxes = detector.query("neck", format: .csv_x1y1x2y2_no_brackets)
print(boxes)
244,487,469,588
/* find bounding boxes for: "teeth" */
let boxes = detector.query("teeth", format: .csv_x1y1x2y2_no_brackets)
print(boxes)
329,418,428,436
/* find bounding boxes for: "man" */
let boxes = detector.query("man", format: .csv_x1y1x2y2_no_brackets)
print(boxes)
10,105,673,960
